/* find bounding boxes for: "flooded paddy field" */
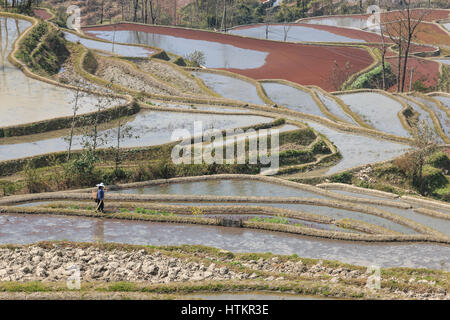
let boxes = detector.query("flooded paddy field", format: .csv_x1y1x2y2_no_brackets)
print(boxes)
0,111,273,161
413,96,449,137
395,95,442,142
163,201,418,235
310,89,357,125
64,32,154,57
107,179,431,235
432,95,450,109
338,92,410,137
0,17,123,127
302,121,409,174
84,28,268,70
229,24,367,43
444,23,450,32
82,23,374,91
109,179,328,198
262,82,327,118
0,213,448,270
192,71,266,105
436,59,450,65
303,15,373,30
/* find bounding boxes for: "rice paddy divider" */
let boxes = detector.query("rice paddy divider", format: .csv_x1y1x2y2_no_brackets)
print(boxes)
1,205,448,244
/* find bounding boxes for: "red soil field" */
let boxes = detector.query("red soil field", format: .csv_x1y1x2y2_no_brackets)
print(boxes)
84,23,374,91
302,9,450,48
410,22,450,47
33,8,52,21
385,56,440,91
301,9,449,24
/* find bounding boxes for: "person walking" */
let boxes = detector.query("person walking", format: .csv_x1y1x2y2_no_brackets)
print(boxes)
95,183,106,213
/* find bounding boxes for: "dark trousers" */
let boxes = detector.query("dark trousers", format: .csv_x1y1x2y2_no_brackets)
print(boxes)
96,199,104,212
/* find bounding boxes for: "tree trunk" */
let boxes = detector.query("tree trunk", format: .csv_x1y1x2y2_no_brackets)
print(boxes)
401,38,411,92
380,26,387,90
173,0,177,25
116,120,121,172
67,89,81,161
133,0,139,22
221,0,227,32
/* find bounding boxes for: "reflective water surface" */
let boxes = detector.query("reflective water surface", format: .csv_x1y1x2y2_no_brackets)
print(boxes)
0,214,448,270
86,29,269,69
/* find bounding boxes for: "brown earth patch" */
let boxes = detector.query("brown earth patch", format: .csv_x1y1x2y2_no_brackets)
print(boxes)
83,23,374,91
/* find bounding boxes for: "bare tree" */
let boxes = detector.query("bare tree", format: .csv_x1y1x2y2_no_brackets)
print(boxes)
384,3,430,92
133,0,139,22
220,0,227,32
66,81,86,161
264,9,274,40
111,109,135,173
99,0,105,24
411,119,439,195
173,0,177,25
149,0,157,24
283,22,292,42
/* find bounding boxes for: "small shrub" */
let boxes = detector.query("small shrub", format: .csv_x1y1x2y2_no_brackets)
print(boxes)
349,63,396,90
427,151,450,172
62,150,100,187
433,185,450,202
330,172,353,184
312,140,331,154
83,49,98,74
24,164,49,193
184,50,206,67
394,153,416,176
416,165,448,195
191,207,205,216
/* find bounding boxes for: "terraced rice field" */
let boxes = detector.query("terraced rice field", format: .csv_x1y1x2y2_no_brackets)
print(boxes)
229,24,367,43
301,121,410,174
1,8,449,300
0,18,123,127
338,92,410,137
1,212,449,270
261,82,328,118
192,71,267,105
64,32,154,57
82,23,374,91
0,111,274,161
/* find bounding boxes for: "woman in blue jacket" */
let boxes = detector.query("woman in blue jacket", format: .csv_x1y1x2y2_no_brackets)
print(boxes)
95,183,106,213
